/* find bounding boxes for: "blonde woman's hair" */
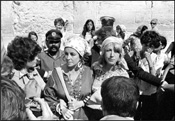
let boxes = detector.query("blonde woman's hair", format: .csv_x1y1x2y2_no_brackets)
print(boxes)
99,42,124,69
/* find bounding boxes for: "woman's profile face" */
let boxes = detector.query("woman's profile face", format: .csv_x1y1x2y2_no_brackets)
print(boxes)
64,47,81,68
87,21,93,31
116,26,121,34
26,56,38,68
104,43,120,66
142,44,154,54
55,22,64,31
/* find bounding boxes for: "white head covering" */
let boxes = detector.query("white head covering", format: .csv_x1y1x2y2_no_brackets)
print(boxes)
64,35,86,57
119,25,126,32
102,36,123,52
101,36,129,70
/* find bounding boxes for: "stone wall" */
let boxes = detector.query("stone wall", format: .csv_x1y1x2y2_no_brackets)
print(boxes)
1,1,174,51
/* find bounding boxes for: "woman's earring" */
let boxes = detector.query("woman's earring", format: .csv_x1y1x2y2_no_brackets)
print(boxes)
75,61,82,71
77,61,82,69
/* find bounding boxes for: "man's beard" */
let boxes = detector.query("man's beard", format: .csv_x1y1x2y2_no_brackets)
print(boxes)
48,45,59,56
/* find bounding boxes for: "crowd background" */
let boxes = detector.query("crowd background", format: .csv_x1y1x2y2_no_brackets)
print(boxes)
1,1,174,52
1,1,174,121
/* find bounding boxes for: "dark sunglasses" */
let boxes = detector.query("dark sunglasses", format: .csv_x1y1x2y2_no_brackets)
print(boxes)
151,23,157,25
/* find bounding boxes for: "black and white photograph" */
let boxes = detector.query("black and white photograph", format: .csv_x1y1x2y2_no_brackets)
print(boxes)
1,1,174,120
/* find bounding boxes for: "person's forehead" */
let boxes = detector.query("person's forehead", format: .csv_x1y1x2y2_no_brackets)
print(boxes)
31,34,36,37
88,21,93,24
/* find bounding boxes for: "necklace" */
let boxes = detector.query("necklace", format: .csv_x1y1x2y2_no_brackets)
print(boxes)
65,67,84,100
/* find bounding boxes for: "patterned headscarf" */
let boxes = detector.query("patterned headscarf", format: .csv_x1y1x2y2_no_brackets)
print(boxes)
64,35,86,57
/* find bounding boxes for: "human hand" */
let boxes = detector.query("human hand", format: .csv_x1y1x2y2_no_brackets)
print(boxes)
26,97,54,120
161,81,168,90
61,107,74,120
59,99,67,110
68,98,84,111
161,81,174,91
56,99,74,120
24,79,41,98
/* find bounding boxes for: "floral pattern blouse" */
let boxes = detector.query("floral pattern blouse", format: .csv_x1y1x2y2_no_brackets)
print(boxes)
43,65,94,120
91,62,129,92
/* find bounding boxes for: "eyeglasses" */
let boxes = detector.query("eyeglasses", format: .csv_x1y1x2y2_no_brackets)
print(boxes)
151,23,157,25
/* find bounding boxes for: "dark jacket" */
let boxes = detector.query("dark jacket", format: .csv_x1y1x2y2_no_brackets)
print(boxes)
124,51,162,87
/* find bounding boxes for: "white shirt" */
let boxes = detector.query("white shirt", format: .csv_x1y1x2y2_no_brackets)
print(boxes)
151,52,169,71
85,32,92,43
12,68,46,90
138,58,157,95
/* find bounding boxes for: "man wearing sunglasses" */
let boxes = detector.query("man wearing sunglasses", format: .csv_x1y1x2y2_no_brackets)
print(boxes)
150,18,159,33
38,29,65,73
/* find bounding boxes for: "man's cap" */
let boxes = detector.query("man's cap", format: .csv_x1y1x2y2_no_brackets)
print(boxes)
45,29,63,40
100,16,115,27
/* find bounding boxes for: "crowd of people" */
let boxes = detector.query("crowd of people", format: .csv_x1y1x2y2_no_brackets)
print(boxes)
1,16,174,120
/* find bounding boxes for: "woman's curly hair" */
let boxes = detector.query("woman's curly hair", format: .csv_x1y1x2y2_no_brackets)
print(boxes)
7,36,41,71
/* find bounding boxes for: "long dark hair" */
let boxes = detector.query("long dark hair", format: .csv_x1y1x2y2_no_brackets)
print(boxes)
28,31,38,41
116,25,125,40
82,19,95,38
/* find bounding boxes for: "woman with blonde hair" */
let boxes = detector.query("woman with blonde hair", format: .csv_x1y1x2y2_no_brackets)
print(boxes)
92,36,129,93
85,36,129,120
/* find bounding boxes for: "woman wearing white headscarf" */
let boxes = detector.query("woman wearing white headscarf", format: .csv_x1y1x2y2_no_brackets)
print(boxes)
43,35,94,120
85,37,129,117
92,36,129,92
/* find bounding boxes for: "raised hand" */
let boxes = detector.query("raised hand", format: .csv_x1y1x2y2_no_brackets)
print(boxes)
24,79,41,98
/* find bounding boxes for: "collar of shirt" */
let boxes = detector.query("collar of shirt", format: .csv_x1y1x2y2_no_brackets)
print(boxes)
18,69,28,79
19,68,38,79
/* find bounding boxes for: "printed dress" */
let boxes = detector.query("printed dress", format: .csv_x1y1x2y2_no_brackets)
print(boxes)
92,62,129,92
43,65,94,120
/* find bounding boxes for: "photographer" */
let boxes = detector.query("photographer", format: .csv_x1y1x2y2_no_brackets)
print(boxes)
1,76,55,120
